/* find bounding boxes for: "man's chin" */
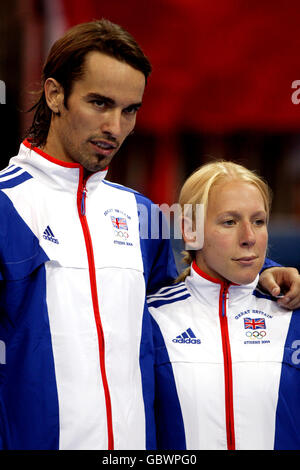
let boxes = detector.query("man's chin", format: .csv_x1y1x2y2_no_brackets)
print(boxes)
83,157,111,173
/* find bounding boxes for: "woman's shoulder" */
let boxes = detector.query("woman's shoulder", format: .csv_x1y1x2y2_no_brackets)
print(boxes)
147,281,192,310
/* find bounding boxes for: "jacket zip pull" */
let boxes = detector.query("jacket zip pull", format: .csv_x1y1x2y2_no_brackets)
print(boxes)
81,184,88,216
221,283,229,317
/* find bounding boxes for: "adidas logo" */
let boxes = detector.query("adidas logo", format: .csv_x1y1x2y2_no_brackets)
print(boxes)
172,328,201,344
43,225,59,244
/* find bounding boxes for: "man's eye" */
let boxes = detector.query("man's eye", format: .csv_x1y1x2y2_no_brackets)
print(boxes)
123,107,138,115
91,100,106,108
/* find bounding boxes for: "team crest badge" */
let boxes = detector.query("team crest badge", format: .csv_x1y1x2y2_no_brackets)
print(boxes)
111,216,128,231
108,213,133,247
244,317,268,341
244,317,266,330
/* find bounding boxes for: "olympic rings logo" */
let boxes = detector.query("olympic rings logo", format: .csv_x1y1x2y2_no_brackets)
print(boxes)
114,230,129,239
245,330,266,338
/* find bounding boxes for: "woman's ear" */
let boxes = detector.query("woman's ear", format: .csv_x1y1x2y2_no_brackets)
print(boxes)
181,215,204,251
181,216,196,244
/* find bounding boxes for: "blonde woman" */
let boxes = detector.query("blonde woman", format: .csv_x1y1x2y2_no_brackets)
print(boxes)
148,161,300,450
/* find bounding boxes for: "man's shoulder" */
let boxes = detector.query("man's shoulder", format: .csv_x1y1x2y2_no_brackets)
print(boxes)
102,179,154,206
0,162,33,191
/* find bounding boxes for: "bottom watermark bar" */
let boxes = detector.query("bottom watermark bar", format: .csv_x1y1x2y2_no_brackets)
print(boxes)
101,453,197,466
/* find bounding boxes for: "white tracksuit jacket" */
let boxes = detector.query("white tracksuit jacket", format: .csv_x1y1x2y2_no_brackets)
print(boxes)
148,261,300,450
0,139,177,450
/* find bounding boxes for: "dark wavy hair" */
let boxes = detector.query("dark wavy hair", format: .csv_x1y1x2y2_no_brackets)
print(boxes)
26,18,152,147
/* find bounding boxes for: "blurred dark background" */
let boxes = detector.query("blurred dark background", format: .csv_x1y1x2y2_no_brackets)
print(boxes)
1,0,300,271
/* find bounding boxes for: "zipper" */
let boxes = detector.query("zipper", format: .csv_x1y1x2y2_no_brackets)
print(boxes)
219,282,235,450
81,182,87,216
77,169,114,450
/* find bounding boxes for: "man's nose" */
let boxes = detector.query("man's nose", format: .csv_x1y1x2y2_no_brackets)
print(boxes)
101,109,122,137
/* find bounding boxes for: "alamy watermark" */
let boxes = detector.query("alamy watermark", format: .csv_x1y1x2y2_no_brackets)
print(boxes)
291,80,300,104
0,80,5,104
291,340,300,365
0,340,5,364
138,202,204,250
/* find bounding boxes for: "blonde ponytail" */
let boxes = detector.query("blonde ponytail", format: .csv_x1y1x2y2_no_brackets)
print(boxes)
175,250,194,283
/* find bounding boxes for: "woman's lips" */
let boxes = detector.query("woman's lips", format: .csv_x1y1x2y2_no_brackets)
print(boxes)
233,256,258,266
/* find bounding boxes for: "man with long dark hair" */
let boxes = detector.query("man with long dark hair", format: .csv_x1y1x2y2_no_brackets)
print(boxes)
0,19,173,450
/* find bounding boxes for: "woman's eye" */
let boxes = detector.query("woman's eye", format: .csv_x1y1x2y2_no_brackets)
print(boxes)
221,219,235,226
254,219,266,226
